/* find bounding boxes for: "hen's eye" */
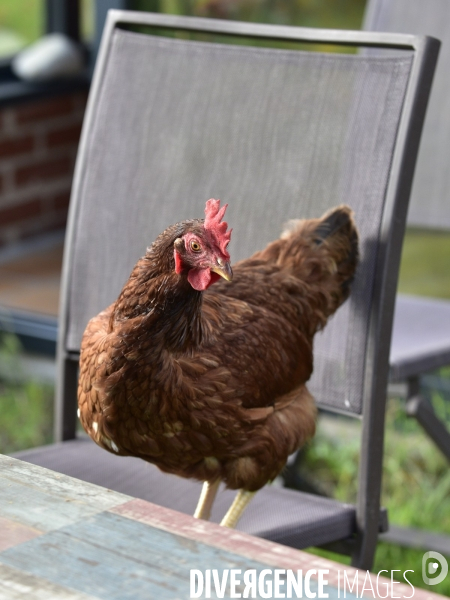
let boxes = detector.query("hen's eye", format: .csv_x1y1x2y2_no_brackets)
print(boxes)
190,240,202,252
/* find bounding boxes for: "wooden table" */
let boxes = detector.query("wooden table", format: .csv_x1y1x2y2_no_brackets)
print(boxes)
0,455,445,600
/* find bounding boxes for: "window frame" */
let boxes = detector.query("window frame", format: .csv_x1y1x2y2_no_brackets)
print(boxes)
0,0,90,108
46,0,81,42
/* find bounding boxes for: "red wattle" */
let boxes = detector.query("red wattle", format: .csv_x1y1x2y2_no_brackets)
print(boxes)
188,268,212,291
207,272,221,287
174,250,184,274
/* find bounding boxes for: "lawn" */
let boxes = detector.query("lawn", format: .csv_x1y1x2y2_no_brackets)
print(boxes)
398,229,450,299
0,334,53,453
0,0,94,57
131,0,366,30
301,395,450,596
0,0,44,57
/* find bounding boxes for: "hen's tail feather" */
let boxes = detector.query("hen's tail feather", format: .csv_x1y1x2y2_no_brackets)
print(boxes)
314,205,359,300
313,205,356,244
279,205,359,326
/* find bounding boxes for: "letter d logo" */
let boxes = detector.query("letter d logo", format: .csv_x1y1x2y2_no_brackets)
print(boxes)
422,551,448,585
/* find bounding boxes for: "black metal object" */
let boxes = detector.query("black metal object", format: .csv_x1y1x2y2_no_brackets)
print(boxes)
92,1,132,68
47,0,134,71
0,308,57,356
381,525,450,555
402,372,450,464
0,76,89,108
54,356,79,441
46,0,81,42
321,508,389,557
0,0,90,106
406,395,450,461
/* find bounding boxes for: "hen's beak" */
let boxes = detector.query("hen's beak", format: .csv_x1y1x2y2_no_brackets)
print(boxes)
211,258,233,282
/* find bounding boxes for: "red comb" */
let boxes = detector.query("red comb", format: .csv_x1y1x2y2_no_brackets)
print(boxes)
204,199,231,257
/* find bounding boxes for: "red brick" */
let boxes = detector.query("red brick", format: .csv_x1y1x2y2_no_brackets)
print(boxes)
51,210,69,228
15,96,75,124
47,123,82,148
19,216,67,242
52,190,71,211
0,135,34,159
0,199,42,226
71,92,89,113
15,156,73,187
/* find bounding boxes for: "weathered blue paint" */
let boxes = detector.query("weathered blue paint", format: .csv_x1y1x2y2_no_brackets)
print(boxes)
0,457,436,600
0,456,129,532
0,511,350,600
0,562,97,600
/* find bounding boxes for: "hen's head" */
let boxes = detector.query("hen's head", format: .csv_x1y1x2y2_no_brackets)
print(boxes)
174,199,233,291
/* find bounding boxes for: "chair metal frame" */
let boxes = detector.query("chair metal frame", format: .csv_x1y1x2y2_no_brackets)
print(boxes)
364,0,450,465
54,10,439,569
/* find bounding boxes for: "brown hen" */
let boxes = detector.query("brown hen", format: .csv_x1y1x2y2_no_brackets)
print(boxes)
78,199,358,527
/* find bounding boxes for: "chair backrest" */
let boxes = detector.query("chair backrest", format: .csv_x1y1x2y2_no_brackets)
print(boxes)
364,0,450,230
57,10,438,421
55,10,438,566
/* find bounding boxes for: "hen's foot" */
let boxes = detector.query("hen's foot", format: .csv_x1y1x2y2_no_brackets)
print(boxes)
194,479,220,521
220,490,255,528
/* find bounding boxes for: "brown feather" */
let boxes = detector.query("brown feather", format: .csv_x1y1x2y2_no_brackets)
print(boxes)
78,205,358,491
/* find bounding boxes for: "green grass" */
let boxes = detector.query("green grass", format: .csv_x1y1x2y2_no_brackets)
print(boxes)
131,0,366,29
398,229,450,300
301,395,450,596
0,334,53,454
128,0,366,54
0,0,45,57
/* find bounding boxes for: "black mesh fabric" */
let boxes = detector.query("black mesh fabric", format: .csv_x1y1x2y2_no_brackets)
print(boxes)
66,29,413,414
14,438,356,549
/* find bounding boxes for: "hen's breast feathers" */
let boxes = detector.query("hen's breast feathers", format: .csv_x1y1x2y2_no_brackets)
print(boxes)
78,205,357,491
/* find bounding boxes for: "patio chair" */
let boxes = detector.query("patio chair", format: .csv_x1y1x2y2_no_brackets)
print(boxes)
365,0,450,461
12,10,439,569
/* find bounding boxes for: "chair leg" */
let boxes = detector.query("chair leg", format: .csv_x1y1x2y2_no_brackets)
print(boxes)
54,356,79,442
405,375,450,462
406,395,450,462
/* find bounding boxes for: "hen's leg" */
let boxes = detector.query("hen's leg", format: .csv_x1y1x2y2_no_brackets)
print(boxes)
220,490,255,528
194,479,220,521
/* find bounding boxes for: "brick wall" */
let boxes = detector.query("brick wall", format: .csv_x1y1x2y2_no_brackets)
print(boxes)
0,91,88,248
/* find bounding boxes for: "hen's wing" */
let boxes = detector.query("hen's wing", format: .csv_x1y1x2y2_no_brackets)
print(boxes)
211,204,358,336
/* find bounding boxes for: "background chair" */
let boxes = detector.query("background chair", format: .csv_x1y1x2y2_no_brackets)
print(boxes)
365,0,450,461
13,10,438,569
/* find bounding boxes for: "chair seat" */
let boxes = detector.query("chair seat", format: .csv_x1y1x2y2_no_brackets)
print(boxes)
390,294,450,382
13,437,356,550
